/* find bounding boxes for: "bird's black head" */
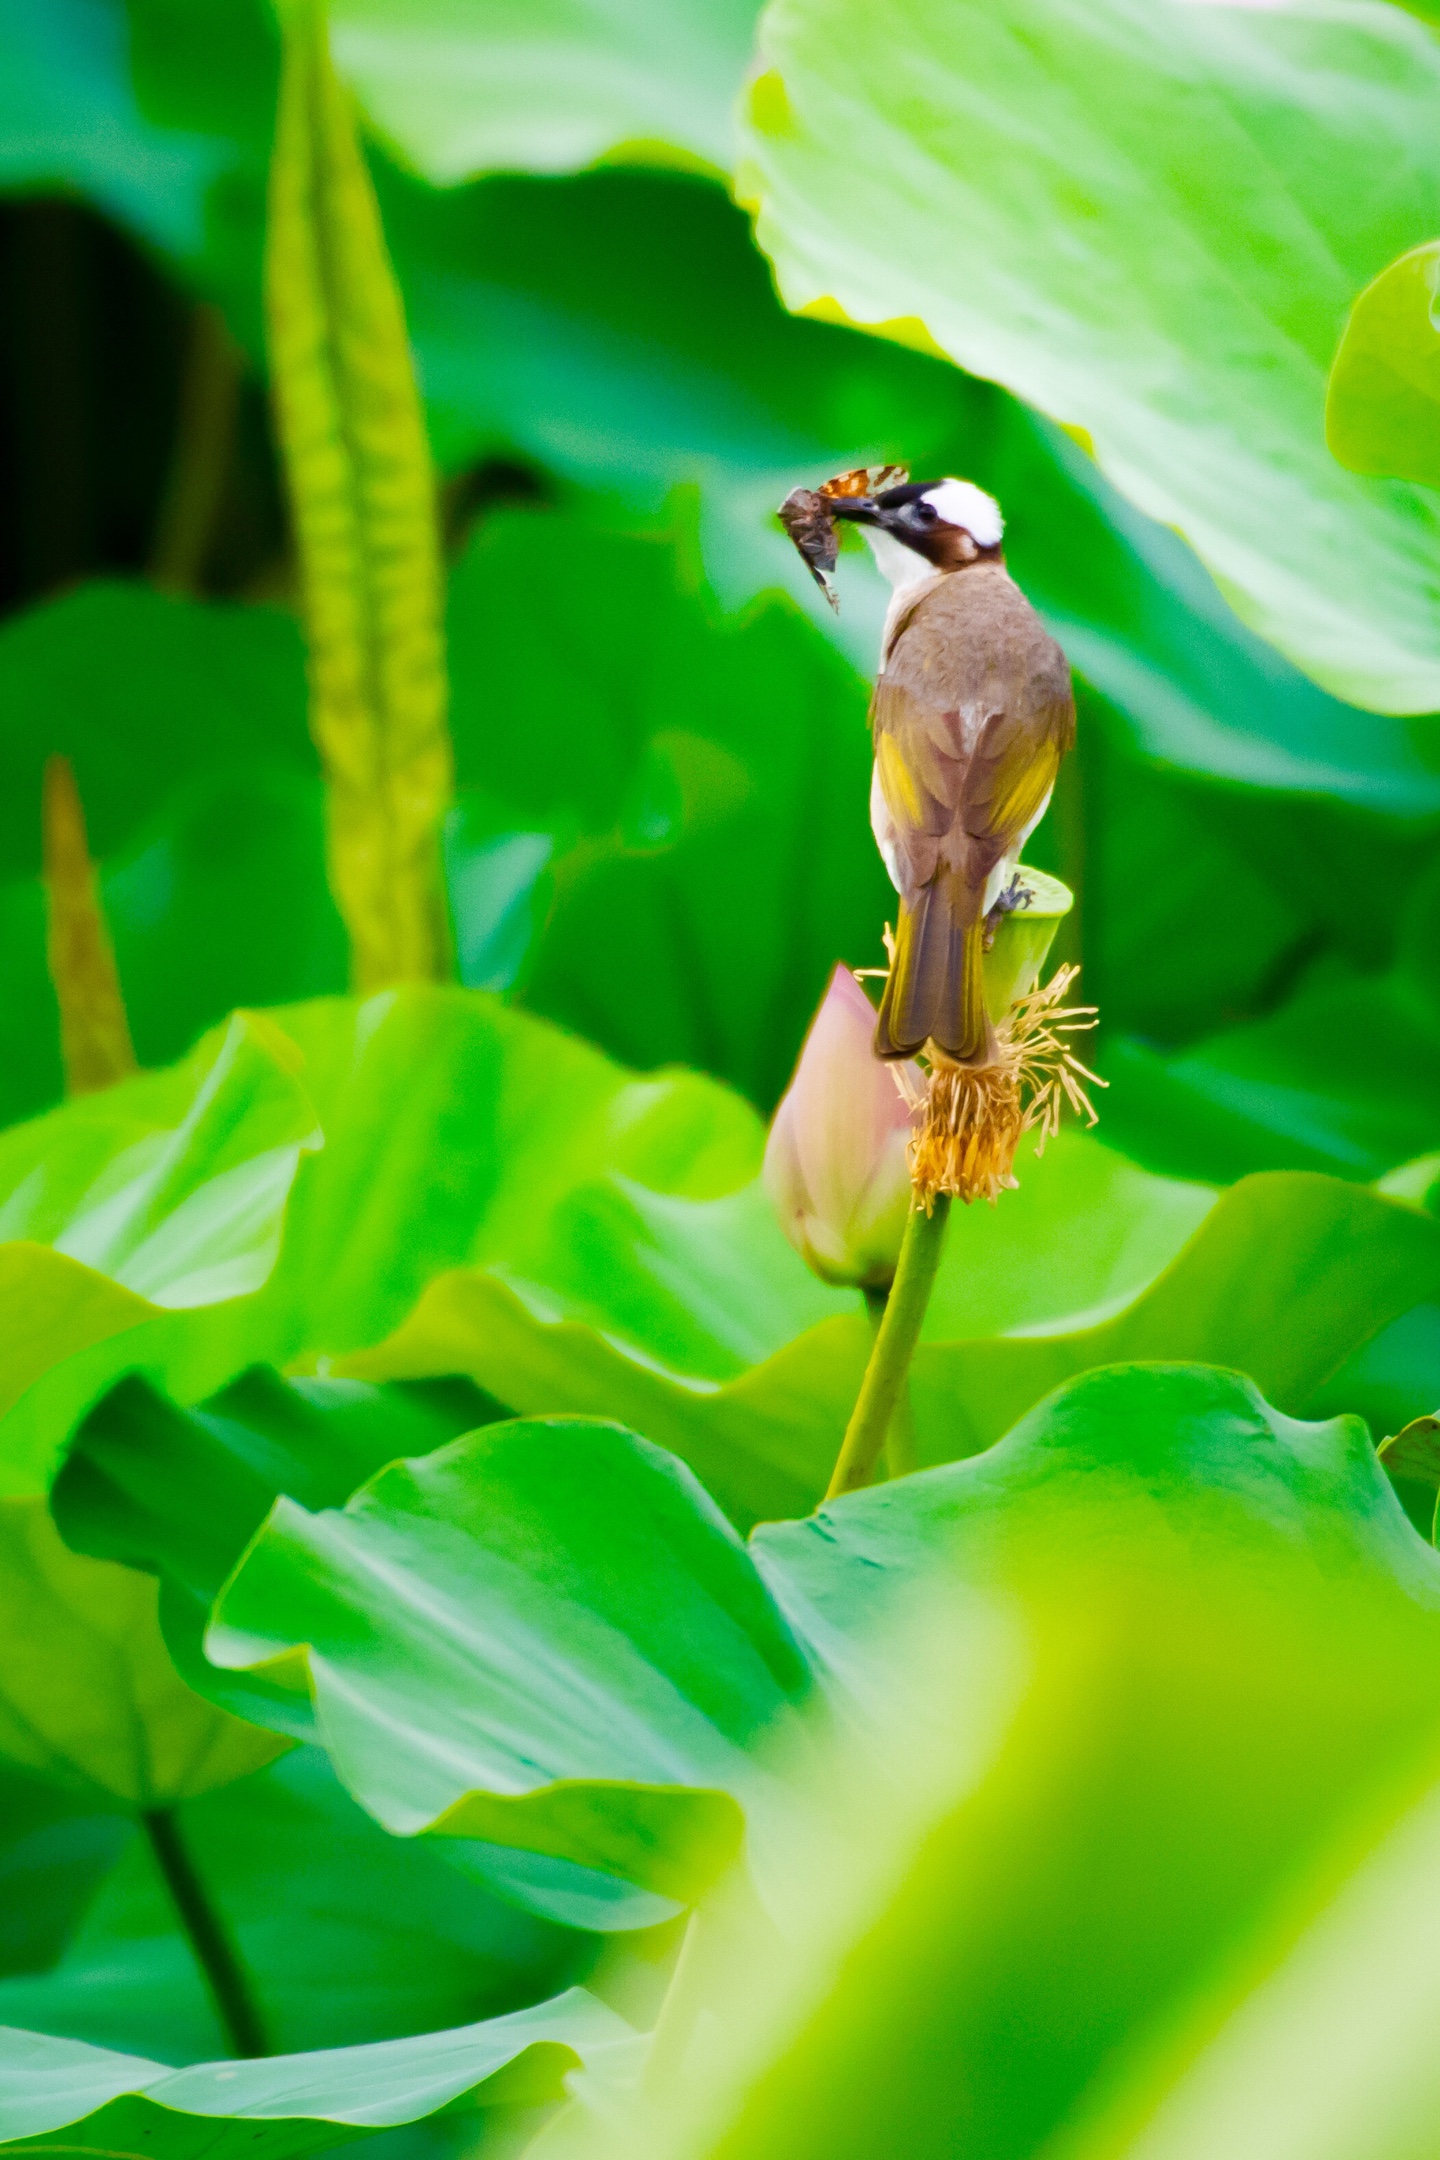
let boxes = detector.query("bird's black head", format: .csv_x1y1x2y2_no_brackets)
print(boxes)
830,476,1005,572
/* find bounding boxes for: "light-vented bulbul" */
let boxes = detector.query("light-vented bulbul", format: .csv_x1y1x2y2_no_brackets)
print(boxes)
828,476,1075,1066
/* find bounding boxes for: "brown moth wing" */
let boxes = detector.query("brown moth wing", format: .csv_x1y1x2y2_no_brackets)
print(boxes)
818,463,909,499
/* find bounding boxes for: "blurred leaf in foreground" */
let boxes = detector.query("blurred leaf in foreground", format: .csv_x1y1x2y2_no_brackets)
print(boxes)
612,1588,1440,2160
608,1407,1440,2157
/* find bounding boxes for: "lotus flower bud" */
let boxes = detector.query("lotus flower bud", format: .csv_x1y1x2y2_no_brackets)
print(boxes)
764,966,921,1289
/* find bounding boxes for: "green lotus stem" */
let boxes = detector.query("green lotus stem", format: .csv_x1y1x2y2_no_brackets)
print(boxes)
828,1198,950,1499
862,1284,919,1478
149,302,242,595
143,1807,267,2058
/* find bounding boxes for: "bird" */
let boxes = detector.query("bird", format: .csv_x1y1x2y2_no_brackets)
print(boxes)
824,475,1075,1066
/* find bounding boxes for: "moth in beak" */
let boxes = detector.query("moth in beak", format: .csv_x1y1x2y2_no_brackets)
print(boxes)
777,464,909,609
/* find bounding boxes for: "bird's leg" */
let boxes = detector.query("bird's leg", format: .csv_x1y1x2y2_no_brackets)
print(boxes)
982,873,1031,951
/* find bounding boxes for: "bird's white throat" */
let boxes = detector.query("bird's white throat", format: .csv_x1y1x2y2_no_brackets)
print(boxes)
864,526,947,671
862,526,937,593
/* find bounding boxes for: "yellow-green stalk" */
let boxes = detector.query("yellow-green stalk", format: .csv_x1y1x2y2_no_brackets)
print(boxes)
266,0,453,990
41,756,137,1097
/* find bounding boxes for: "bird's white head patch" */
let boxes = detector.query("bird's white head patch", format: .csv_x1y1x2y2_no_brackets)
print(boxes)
920,480,1004,547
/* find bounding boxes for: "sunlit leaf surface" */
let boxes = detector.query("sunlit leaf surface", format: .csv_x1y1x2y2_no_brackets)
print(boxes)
738,0,1440,714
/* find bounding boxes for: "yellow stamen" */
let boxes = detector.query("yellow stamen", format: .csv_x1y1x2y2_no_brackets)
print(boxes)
909,962,1106,1207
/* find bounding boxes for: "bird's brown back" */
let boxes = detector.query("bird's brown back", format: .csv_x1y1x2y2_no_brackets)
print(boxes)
871,562,1074,894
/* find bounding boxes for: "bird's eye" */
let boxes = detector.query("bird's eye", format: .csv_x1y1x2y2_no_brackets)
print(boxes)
907,501,938,525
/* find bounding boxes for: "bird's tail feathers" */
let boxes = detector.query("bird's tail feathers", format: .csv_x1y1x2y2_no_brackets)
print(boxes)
876,876,997,1064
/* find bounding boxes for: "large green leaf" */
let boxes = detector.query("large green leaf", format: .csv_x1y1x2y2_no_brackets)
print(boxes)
326,0,763,182
52,1366,495,1718
910,1176,1440,1468
343,1169,1440,1524
207,1418,814,1901
0,1498,282,1807
0,986,833,1498
0,1010,321,1312
738,0,1440,715
205,1369,1440,1925
0,1747,596,2061
751,1363,1440,1643
0,1986,633,2158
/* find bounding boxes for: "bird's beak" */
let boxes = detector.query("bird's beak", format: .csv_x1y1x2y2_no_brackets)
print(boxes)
826,495,883,527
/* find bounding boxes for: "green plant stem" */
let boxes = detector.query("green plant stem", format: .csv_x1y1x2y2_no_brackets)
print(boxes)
149,302,242,595
143,1806,267,2057
828,1199,951,1500
862,1284,919,1480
